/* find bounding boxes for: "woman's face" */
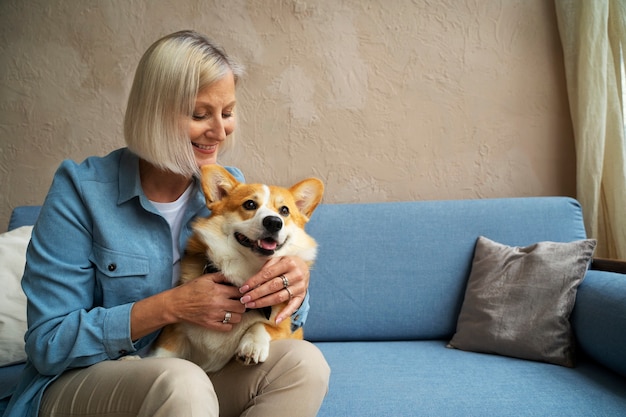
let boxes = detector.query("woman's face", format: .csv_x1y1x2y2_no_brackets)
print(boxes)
189,71,236,167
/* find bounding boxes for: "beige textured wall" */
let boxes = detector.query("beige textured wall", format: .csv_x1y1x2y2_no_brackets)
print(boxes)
0,0,575,229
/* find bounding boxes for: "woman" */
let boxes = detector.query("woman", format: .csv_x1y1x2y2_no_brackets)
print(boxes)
3,30,330,417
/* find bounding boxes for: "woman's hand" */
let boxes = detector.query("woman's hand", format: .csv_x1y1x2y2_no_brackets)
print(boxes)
169,273,247,331
130,272,246,340
238,256,309,324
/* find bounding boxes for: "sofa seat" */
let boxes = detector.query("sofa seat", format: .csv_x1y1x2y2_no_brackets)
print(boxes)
316,340,626,416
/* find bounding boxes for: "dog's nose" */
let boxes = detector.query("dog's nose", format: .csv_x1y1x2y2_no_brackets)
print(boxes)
263,216,283,233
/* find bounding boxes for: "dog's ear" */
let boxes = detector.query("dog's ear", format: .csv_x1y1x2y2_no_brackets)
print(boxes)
289,178,324,219
200,165,240,205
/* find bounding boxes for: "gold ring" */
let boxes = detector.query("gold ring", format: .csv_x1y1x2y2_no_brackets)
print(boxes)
285,287,293,300
280,274,289,289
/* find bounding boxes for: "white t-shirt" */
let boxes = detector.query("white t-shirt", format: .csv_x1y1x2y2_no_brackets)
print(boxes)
150,184,194,286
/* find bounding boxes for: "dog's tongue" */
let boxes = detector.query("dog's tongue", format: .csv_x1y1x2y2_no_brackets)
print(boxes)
258,239,278,251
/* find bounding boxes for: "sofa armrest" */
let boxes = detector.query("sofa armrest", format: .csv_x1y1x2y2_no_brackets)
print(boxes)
572,269,626,377
8,206,41,231
591,258,626,274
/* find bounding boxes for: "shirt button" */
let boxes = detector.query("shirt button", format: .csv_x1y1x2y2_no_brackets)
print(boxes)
294,315,301,322
108,264,117,272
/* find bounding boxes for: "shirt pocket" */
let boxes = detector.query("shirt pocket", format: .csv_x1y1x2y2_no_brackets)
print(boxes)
90,243,151,305
90,243,150,278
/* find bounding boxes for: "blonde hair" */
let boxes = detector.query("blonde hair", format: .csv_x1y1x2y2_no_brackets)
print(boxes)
124,30,244,177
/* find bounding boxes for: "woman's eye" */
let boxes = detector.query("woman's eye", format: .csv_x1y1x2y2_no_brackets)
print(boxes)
192,111,232,120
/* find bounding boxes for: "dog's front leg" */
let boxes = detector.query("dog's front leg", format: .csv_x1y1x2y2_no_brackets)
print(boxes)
236,322,271,366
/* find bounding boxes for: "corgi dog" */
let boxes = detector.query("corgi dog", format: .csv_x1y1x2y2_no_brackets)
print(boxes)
150,164,324,372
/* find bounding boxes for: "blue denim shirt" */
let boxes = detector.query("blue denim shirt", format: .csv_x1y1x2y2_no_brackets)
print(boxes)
3,148,309,417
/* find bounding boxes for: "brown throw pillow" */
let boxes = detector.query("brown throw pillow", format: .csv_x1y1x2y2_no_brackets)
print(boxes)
448,236,596,367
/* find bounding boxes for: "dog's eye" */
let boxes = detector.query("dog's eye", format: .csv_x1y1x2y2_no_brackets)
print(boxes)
279,206,290,217
243,200,257,210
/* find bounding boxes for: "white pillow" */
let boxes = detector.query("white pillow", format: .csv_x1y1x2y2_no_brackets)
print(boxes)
0,226,32,366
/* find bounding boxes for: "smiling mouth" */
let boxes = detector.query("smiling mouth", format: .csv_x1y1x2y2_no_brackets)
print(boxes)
192,142,217,152
235,232,285,256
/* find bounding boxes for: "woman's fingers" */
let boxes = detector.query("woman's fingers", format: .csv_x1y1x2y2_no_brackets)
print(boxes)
239,257,309,322
173,273,245,331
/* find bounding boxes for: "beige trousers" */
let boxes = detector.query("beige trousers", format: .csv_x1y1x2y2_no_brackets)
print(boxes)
40,340,330,417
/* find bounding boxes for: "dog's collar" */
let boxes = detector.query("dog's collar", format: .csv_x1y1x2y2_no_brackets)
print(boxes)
202,259,272,320
203,261,220,275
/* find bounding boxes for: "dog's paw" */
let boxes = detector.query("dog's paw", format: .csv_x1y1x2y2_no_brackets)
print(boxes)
236,338,270,365
235,327,271,365
118,355,142,361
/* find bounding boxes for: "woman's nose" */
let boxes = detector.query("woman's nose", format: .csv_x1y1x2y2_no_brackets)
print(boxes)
205,117,226,141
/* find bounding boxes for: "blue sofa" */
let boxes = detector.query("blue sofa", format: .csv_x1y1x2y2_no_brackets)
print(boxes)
2,197,626,416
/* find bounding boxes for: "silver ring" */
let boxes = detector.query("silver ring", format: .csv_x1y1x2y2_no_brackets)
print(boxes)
222,311,232,324
285,287,293,300
280,274,289,289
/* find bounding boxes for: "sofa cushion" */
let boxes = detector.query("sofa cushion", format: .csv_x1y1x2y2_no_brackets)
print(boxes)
305,197,589,342
315,340,626,417
448,236,595,367
0,226,32,367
